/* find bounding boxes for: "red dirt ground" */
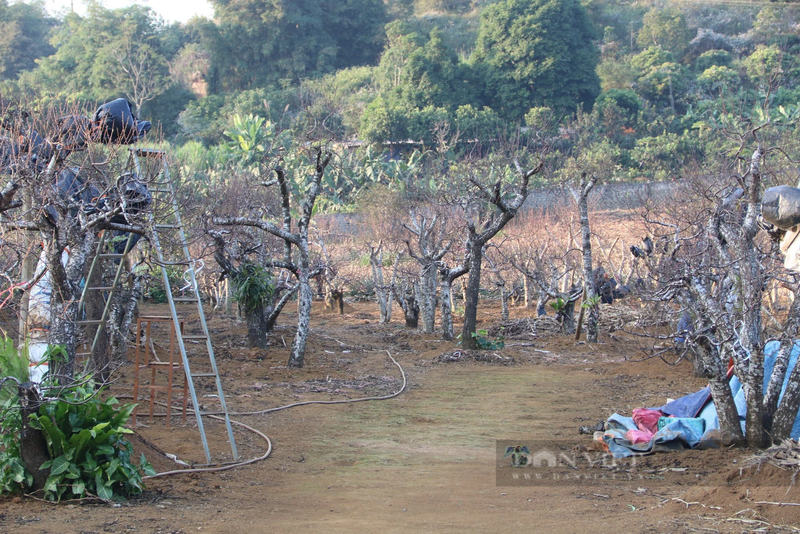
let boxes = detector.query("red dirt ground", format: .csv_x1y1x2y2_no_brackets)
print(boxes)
2,300,799,533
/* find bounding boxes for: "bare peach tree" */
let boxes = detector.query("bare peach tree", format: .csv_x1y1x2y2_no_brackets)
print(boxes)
213,148,331,368
460,159,543,350
508,243,583,334
367,241,393,323
403,210,448,334
484,244,512,322
571,172,599,342
438,246,469,341
208,228,298,349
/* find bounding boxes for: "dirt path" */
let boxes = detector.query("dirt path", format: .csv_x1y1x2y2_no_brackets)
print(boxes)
2,302,799,533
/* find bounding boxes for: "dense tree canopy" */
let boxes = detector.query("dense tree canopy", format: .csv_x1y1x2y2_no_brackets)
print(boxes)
471,0,601,120
0,0,56,80
35,4,177,109
0,0,798,177
636,6,692,58
205,0,389,92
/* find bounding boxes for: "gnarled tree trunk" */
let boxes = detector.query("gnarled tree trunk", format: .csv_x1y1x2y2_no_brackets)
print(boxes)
18,384,50,492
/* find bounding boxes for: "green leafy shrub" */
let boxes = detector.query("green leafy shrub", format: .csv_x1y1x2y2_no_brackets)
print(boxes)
0,404,29,494
470,329,505,351
695,49,732,73
29,385,155,501
0,336,31,493
146,266,184,303
232,263,275,312
0,336,28,402
0,339,155,501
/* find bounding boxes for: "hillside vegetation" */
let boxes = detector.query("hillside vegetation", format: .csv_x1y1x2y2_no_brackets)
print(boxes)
1,0,799,188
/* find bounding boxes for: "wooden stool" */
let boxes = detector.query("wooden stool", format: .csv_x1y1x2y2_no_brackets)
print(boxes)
132,316,188,428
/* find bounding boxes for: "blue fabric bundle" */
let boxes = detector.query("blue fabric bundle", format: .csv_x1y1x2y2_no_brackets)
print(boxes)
603,340,800,457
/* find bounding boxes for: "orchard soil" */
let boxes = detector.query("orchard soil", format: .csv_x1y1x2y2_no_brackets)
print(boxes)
2,300,800,533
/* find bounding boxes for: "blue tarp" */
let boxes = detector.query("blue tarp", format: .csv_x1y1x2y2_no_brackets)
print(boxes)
659,386,711,418
604,340,800,457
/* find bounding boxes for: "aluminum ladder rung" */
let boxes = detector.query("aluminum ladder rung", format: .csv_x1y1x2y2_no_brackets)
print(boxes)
155,260,191,266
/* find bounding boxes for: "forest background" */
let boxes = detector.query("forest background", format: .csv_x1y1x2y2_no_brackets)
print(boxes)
1,0,800,195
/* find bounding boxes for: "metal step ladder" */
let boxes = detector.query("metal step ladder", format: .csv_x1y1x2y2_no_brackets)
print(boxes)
130,148,238,463
76,230,136,370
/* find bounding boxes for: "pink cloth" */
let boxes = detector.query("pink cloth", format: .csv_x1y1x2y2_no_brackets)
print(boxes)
632,408,663,433
625,429,655,444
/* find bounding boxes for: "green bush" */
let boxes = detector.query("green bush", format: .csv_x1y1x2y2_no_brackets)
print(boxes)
0,341,155,500
0,405,29,493
29,385,155,502
695,49,732,73
146,266,184,303
0,336,28,402
232,263,276,313
0,336,30,493
594,89,641,115
470,329,505,351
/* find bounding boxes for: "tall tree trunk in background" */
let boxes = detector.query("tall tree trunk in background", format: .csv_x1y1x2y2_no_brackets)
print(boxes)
440,277,455,340
418,261,437,333
484,251,509,322
523,275,533,308
369,243,392,323
498,282,509,322
17,190,34,349
439,256,468,341
462,244,484,349
572,172,599,343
